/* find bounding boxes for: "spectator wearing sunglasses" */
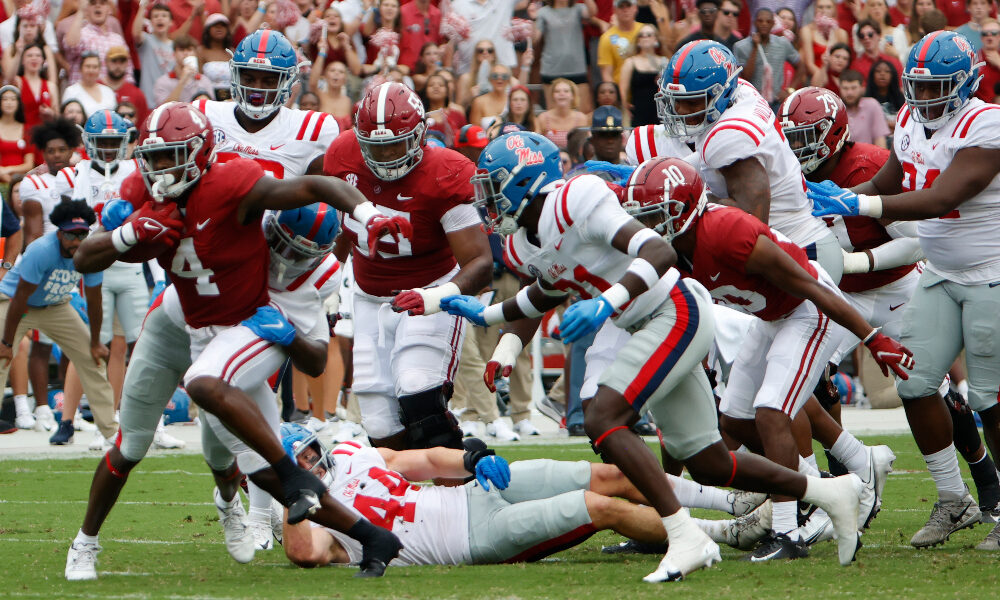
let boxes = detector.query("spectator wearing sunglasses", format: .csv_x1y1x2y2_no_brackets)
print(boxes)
399,0,444,71
956,0,995,51
848,18,902,81
677,0,724,47
714,0,742,50
976,18,1000,101
456,40,521,106
451,0,526,76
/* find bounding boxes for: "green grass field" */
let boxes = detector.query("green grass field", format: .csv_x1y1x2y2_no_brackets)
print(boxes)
2,434,999,600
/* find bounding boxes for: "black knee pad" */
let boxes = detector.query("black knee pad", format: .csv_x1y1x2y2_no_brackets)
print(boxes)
398,384,463,450
947,389,983,459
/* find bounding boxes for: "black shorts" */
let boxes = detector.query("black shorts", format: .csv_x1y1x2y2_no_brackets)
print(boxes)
541,73,589,85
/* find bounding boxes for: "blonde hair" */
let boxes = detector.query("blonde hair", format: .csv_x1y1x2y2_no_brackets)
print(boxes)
550,78,580,110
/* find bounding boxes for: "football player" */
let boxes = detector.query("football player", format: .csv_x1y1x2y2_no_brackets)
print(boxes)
627,41,844,284
780,86,1000,519
67,102,407,580
808,31,1000,549
323,81,493,451
440,131,868,581
192,28,343,550
279,425,773,569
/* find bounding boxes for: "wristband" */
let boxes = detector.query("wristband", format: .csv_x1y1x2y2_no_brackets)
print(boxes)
600,283,631,311
626,227,659,256
841,249,871,274
414,281,461,314
111,224,137,253
463,447,496,474
318,51,327,58
352,200,381,226
1,339,11,348
862,328,880,345
492,332,523,362
626,257,660,289
858,194,883,218
514,285,546,318
481,302,506,326
258,5,267,13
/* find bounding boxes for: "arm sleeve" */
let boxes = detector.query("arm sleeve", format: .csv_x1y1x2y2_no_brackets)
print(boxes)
146,259,166,281
566,177,632,243
869,236,924,271
624,130,640,166
1,201,20,237
312,115,342,161
440,203,481,233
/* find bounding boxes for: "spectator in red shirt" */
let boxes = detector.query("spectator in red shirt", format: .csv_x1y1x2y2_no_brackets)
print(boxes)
103,45,149,125
976,17,1000,101
890,0,912,25
811,41,852,95
61,0,134,85
937,0,973,27
837,0,865,33
168,0,222,41
849,18,902,81
0,85,35,183
398,0,443,71
12,42,57,133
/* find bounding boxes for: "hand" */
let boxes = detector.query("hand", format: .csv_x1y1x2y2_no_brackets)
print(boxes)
945,388,971,415
101,199,134,230
439,294,488,327
520,47,534,67
241,305,297,346
337,31,350,47
865,331,915,380
751,31,762,44
483,333,523,393
192,0,205,15
365,214,413,257
807,180,860,217
559,297,614,344
90,342,110,366
391,289,425,314
474,455,511,491
149,280,167,305
114,201,184,250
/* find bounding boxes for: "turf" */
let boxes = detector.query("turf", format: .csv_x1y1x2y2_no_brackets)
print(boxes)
2,434,999,600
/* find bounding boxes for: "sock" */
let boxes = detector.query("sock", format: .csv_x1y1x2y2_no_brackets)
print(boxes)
13,394,30,417
214,486,239,509
957,379,969,400
805,453,819,472
666,474,733,513
247,480,272,523
661,508,693,541
829,431,870,477
772,500,798,537
798,455,820,477
75,529,99,545
824,449,849,476
272,455,298,481
347,518,383,545
969,453,1000,496
924,444,966,500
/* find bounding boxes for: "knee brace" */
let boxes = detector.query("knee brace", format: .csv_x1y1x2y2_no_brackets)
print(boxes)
398,384,462,449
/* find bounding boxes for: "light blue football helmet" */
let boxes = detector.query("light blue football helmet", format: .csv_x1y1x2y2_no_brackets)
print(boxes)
83,109,132,169
655,40,742,140
230,29,299,120
279,422,334,486
902,31,983,129
264,203,340,279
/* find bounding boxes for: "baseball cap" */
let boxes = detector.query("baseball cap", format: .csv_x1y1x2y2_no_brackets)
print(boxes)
57,217,91,233
590,106,624,132
455,124,488,148
615,0,635,7
496,121,527,135
106,45,129,61
204,12,230,28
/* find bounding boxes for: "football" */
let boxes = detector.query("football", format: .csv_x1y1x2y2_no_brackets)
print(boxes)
117,204,184,263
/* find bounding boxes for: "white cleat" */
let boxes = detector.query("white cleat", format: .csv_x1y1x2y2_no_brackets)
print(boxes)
14,412,36,430
486,418,520,442
727,489,768,517
214,487,255,563
812,474,863,566
65,541,101,581
643,529,721,583
33,405,56,432
270,499,284,546
870,445,896,508
724,500,772,550
513,419,541,437
74,411,97,432
88,430,114,452
330,421,364,444
459,420,483,438
153,419,186,449
250,519,274,551
305,416,332,433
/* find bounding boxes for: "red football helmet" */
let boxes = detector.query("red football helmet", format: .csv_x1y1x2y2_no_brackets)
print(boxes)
135,102,215,198
354,82,426,181
778,86,850,174
622,157,707,240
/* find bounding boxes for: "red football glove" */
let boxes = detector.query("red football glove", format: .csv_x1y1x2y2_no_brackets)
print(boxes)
865,331,915,380
366,215,413,257
131,201,184,245
483,333,523,393
391,290,425,315
483,360,514,394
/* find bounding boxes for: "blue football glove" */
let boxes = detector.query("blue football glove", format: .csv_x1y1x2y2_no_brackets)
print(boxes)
149,280,167,306
582,160,637,186
69,290,88,324
559,297,615,344
440,295,489,327
806,179,860,217
241,305,296,346
474,454,511,491
101,199,134,230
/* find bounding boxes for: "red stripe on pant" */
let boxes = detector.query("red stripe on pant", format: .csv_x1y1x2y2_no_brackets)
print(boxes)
502,523,598,563
223,341,274,384
622,284,695,407
779,313,828,415
444,315,462,381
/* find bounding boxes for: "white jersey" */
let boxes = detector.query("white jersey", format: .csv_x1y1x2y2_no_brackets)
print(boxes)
893,100,1000,285
625,123,697,166
20,168,76,235
502,174,680,330
194,99,340,179
325,441,471,566
71,159,138,222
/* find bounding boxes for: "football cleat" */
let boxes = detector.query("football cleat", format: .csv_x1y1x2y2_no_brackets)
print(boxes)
270,499,284,546
727,489,768,517
725,500,773,550
976,521,1000,550
65,540,101,580
910,488,981,548
153,418,186,449
33,404,56,432
797,508,834,546
355,527,403,578
601,538,669,555
643,527,721,582
486,418,520,442
14,412,35,430
805,473,863,565
534,395,565,425
748,532,809,562
513,419,541,437
214,487,255,563
249,519,273,551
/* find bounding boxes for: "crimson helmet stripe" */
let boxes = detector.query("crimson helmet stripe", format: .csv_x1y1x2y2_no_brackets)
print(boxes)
672,42,700,84
917,30,945,68
257,29,271,59
305,203,330,240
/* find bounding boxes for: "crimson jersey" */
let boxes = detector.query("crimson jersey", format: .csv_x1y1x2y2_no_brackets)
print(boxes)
323,130,480,297
681,205,817,321
121,158,267,328
823,142,915,293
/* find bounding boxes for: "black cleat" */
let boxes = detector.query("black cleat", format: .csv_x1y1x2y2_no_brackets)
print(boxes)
355,529,403,577
601,537,669,555
286,489,321,524
748,533,809,562
355,558,389,578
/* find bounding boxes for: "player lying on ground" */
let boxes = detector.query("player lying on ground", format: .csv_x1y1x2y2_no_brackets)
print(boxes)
278,424,775,568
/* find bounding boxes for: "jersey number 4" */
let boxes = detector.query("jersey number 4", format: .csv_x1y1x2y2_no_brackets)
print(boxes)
171,238,219,296
352,467,417,530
